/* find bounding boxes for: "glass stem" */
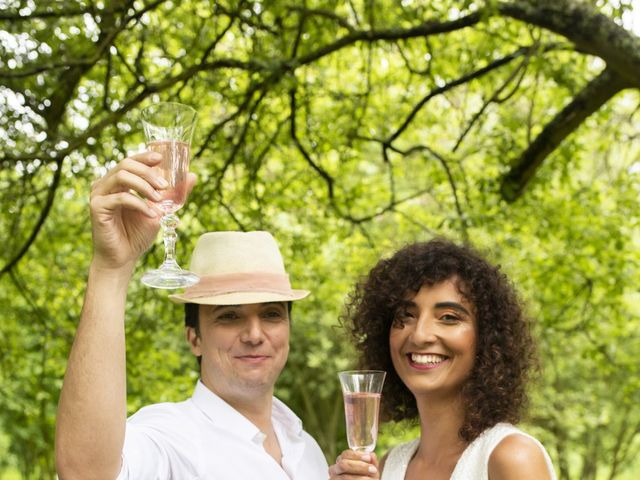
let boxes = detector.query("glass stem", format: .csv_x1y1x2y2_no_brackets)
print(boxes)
160,213,180,269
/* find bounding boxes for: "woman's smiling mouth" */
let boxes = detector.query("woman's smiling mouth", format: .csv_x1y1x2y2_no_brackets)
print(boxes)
408,353,449,369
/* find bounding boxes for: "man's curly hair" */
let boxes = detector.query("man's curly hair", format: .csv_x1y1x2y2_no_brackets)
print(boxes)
343,238,536,442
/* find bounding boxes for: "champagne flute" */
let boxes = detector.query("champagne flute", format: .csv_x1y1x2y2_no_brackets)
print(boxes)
338,370,386,453
140,101,199,289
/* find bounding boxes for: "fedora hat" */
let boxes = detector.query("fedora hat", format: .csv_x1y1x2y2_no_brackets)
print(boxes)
169,231,309,305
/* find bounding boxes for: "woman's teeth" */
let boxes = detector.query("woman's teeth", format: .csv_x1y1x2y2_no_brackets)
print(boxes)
411,353,446,365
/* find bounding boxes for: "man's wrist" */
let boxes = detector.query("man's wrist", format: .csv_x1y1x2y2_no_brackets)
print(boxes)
88,259,136,290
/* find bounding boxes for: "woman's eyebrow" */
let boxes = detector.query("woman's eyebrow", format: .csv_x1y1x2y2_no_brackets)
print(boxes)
397,300,416,309
435,301,470,316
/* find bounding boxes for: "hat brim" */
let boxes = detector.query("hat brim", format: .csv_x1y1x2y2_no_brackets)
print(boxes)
169,289,310,305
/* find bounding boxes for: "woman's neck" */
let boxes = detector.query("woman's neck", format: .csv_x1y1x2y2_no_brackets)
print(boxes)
414,394,468,466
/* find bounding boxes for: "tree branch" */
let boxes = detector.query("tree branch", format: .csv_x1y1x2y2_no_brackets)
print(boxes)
498,0,640,88
289,89,336,200
211,88,270,195
0,5,128,21
293,11,483,68
388,143,468,241
287,6,357,33
386,46,532,145
500,67,627,202
453,52,531,152
0,158,63,277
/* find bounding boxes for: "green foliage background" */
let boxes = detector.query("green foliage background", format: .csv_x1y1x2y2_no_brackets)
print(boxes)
1,1,639,478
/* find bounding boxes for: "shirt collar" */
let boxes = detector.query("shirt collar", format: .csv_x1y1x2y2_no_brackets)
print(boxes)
189,380,304,442
190,380,262,443
272,396,303,436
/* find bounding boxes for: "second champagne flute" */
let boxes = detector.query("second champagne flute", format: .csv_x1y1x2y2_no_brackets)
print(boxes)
140,101,199,289
339,370,386,453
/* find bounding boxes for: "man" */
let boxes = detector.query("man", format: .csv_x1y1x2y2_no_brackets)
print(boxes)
55,151,329,479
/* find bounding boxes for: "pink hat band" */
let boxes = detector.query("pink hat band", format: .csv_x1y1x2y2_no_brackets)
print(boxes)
179,272,294,300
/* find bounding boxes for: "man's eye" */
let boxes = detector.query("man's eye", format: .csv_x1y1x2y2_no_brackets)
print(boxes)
263,310,285,320
216,312,239,321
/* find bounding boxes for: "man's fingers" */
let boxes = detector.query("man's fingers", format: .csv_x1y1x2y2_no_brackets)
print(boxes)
92,191,159,219
127,149,163,165
92,153,167,197
185,172,197,196
95,169,166,204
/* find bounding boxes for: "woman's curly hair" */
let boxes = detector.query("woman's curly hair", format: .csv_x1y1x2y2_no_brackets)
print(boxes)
343,238,537,442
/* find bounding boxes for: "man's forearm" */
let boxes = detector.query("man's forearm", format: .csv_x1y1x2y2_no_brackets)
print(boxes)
56,262,132,480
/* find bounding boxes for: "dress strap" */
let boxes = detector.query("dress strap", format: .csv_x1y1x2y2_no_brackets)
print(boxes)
380,438,419,480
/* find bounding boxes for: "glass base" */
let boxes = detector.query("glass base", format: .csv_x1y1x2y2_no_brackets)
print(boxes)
141,266,199,289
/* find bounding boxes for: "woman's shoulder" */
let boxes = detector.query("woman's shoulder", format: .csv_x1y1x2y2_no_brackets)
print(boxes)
452,423,556,480
484,424,556,480
488,433,553,479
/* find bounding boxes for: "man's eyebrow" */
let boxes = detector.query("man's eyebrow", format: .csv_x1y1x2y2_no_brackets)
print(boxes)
261,302,286,307
211,305,240,312
211,302,285,312
435,301,471,316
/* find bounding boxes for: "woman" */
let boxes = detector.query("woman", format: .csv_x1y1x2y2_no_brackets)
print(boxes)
329,239,556,479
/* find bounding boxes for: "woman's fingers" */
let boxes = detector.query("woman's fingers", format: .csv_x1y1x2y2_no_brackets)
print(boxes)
329,472,378,479
331,460,378,476
328,451,379,478
338,451,378,464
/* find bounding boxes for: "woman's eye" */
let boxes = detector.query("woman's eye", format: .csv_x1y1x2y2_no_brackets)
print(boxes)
441,313,460,323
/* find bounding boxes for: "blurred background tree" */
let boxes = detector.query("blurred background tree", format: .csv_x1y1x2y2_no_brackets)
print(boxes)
1,0,639,478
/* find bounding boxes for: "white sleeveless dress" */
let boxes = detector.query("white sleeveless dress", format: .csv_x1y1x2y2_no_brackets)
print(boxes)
380,423,557,480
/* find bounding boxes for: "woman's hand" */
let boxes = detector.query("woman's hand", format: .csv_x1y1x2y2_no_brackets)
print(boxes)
328,450,380,479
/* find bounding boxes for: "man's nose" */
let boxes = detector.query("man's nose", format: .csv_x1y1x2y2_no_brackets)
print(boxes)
240,316,264,344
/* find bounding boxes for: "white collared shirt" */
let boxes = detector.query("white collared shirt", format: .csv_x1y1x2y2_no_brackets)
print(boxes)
117,380,328,480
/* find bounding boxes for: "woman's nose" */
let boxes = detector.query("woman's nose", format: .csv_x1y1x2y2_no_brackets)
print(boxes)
410,316,439,344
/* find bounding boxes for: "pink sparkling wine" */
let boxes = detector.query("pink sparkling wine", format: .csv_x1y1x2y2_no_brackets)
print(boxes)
343,392,381,453
148,140,190,214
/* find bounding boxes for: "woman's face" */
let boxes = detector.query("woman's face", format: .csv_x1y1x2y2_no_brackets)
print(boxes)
389,278,477,400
